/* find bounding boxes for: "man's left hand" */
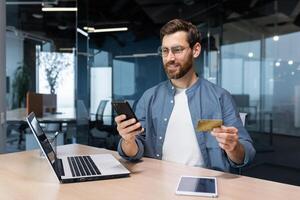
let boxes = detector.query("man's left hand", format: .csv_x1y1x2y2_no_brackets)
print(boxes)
211,125,239,152
211,125,245,164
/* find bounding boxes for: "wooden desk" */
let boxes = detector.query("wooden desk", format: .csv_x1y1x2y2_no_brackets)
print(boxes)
0,144,299,200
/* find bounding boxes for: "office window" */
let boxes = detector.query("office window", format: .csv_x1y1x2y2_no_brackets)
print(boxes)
265,32,300,135
90,67,112,120
221,40,261,105
38,51,75,108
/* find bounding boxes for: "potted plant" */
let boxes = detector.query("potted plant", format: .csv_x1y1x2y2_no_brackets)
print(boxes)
39,52,70,94
12,62,31,108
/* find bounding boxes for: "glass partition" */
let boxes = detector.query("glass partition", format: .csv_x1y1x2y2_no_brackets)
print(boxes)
6,1,76,151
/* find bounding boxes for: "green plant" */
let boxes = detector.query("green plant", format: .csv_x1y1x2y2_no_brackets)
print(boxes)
12,62,31,108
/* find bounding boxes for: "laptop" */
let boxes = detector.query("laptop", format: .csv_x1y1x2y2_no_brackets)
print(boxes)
26,112,130,183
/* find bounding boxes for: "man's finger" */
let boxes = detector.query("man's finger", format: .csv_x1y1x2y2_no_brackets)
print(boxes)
122,128,144,141
115,114,126,123
119,118,137,129
213,126,237,134
122,122,141,133
220,125,238,133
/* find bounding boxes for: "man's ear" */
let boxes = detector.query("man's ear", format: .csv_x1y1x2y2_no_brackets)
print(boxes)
193,42,201,58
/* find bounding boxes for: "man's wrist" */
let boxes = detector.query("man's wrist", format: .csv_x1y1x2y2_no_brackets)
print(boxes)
121,137,139,157
122,137,136,145
226,142,245,164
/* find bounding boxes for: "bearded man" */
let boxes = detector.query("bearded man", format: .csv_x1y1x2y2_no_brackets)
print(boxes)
114,19,255,172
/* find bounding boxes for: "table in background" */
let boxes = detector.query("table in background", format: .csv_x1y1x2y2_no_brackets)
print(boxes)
0,144,299,200
6,107,76,124
6,108,76,149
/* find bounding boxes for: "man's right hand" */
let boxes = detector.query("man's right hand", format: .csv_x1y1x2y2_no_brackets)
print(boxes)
115,115,144,157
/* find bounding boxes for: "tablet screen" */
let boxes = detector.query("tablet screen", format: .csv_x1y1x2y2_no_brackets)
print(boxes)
176,176,217,197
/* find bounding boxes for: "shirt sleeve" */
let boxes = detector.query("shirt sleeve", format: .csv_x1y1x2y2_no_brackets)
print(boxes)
117,138,144,161
220,91,256,168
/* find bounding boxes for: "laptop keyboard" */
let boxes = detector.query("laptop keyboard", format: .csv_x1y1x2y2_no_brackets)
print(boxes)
67,156,101,177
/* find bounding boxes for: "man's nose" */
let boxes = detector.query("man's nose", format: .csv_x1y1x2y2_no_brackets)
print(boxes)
165,51,176,61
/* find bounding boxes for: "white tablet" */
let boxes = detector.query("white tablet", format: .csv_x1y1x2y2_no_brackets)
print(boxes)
176,176,218,197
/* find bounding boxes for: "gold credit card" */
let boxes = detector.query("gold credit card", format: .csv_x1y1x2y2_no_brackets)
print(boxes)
197,119,223,132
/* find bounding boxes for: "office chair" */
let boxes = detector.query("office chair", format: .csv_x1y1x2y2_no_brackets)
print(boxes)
89,100,116,149
236,112,248,175
75,100,90,144
6,121,28,149
239,112,247,127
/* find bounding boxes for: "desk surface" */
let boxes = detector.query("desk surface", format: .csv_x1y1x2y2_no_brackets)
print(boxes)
0,144,299,200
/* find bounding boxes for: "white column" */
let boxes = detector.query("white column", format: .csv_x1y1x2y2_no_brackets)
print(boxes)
0,1,6,153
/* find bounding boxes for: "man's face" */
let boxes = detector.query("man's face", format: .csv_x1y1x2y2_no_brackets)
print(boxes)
161,31,194,80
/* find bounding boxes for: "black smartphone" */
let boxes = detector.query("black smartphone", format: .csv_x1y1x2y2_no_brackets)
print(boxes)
111,100,139,121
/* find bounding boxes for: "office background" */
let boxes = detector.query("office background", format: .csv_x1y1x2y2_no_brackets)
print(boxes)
0,0,300,186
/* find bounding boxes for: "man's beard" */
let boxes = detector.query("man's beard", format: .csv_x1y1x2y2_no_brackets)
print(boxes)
164,57,193,80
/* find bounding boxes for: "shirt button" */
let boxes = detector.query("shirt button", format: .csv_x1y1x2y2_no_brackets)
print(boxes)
164,118,167,121
170,100,174,104
156,154,160,157
171,86,174,90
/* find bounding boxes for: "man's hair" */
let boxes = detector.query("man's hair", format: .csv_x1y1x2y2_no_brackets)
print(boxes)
160,19,201,47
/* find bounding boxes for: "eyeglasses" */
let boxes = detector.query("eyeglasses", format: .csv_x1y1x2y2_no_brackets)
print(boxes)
157,45,189,58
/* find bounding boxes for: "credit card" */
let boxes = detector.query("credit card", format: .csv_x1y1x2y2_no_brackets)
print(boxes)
196,119,223,132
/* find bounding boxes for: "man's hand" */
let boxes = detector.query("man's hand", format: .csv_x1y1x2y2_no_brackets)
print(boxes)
211,125,245,164
115,115,144,157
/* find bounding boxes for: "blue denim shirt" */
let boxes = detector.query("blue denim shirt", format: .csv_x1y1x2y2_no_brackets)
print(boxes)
118,78,256,172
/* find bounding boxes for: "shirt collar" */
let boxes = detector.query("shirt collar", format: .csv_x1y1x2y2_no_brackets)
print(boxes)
166,77,202,95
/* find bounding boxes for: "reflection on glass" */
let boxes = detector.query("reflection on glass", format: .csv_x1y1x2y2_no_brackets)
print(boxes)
113,60,135,96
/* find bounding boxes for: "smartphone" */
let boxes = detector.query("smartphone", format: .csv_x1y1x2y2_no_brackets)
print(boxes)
176,176,218,197
111,100,139,122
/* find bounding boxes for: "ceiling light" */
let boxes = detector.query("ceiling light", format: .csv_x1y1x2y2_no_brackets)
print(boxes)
273,35,279,41
288,60,294,65
76,28,88,37
248,52,254,58
88,27,128,33
58,25,68,30
183,0,195,6
59,48,75,51
84,27,95,32
275,61,280,67
42,7,78,12
32,13,43,19
6,1,44,5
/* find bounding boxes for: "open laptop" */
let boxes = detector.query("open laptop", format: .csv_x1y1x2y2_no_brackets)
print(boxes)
26,112,130,183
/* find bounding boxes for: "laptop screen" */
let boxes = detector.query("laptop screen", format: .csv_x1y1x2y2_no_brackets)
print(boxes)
26,112,61,178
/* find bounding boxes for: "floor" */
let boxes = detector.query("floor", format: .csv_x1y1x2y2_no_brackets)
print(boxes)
4,129,300,186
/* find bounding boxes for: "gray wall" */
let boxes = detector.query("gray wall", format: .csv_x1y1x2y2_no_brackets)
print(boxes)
0,0,6,153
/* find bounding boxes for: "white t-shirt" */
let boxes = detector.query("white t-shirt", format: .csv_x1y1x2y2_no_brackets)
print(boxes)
162,88,204,167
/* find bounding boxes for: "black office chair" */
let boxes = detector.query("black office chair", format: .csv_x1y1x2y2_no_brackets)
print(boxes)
75,100,90,144
89,100,116,149
6,121,28,150
93,100,109,129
